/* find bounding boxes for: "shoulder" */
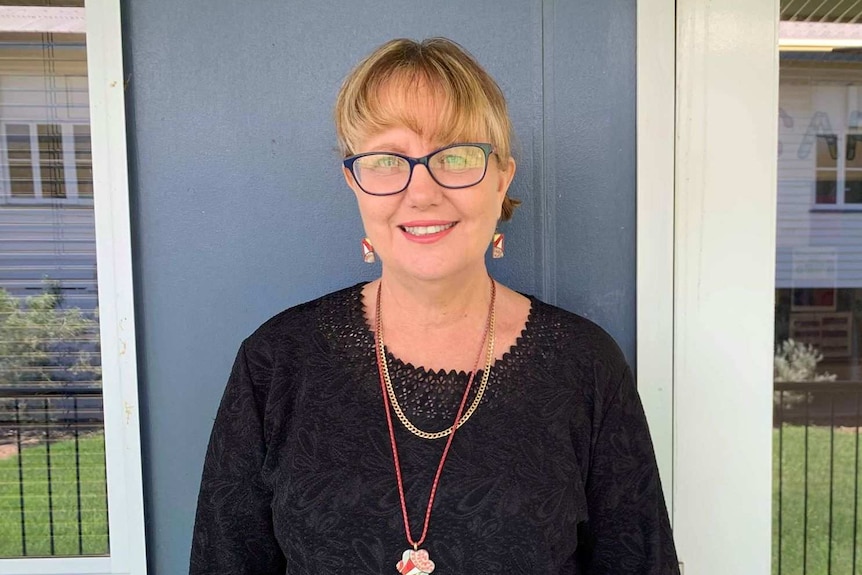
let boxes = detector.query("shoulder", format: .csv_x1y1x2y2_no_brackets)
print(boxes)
222,283,366,419
242,282,365,361
526,296,631,385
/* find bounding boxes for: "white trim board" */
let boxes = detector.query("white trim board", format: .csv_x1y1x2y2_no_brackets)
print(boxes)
673,0,778,573
0,558,112,575
86,0,147,572
636,0,676,517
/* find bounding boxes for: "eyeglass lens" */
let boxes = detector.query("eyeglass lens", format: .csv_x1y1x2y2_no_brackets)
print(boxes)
353,145,487,195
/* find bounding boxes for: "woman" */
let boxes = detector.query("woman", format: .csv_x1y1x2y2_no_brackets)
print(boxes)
191,38,679,574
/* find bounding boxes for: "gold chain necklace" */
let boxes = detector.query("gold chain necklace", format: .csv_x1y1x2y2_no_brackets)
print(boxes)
375,279,496,441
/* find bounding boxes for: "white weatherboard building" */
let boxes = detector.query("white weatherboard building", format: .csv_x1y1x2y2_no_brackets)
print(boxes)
0,31,96,311
777,56,862,378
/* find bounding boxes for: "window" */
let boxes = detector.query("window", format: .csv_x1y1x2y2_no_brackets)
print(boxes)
815,132,862,206
1,123,93,203
0,3,145,575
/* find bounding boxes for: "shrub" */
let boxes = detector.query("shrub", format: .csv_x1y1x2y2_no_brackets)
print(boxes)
774,338,836,408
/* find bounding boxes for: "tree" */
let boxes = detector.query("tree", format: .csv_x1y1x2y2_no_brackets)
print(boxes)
0,284,101,444
0,284,100,388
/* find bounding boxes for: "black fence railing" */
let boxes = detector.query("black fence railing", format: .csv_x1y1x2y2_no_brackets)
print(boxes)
774,380,862,575
0,385,108,557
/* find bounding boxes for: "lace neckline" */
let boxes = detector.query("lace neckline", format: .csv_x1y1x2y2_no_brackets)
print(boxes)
350,281,537,379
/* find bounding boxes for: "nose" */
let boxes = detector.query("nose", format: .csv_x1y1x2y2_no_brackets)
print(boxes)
404,163,443,209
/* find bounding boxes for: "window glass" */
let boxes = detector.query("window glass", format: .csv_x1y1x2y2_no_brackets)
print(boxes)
846,169,862,203
37,124,67,199
816,134,838,168
0,26,107,558
816,170,838,204
776,2,862,572
6,124,34,197
74,125,92,199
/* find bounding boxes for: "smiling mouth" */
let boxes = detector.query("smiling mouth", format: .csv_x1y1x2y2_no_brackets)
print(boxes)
399,223,456,236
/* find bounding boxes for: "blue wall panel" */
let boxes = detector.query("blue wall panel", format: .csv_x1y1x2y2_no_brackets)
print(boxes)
123,1,635,571
547,0,637,350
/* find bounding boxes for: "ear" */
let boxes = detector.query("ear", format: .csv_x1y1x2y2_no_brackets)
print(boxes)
343,166,362,196
496,156,516,200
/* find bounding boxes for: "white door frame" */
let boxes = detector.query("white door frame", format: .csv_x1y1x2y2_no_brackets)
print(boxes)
637,1,779,573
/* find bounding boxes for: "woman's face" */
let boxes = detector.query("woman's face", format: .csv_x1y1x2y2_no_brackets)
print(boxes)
343,97,516,284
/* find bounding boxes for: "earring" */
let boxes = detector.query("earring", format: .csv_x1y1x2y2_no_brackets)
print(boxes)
362,237,376,263
492,232,505,259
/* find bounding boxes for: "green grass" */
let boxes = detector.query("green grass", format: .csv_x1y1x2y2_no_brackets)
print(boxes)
774,424,862,575
0,433,108,557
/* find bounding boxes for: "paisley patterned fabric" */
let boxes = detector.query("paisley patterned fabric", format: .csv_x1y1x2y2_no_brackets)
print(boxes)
190,283,679,574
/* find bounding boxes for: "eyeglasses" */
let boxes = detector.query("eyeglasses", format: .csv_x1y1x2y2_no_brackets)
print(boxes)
343,143,494,196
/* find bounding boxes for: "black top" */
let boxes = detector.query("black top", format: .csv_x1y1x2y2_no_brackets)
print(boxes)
190,284,679,574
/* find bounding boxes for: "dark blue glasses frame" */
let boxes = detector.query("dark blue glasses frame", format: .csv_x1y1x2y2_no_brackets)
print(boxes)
343,143,494,196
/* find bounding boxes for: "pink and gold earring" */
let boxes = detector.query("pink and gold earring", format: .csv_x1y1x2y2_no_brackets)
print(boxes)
362,237,376,264
492,232,505,259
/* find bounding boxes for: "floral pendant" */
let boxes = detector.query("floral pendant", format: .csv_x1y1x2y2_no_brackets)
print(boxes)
396,548,435,574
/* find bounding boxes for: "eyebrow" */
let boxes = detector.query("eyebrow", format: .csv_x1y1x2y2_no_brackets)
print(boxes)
366,142,410,154
363,140,455,156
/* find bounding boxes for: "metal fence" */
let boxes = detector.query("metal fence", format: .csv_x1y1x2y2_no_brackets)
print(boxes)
774,380,862,575
0,385,108,557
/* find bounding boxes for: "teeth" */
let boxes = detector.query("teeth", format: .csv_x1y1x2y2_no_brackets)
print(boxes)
402,223,455,236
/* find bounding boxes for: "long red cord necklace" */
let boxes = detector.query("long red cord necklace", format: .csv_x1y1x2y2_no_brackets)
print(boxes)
374,279,497,575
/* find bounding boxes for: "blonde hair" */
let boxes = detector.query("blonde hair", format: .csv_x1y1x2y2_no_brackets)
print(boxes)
334,37,520,221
